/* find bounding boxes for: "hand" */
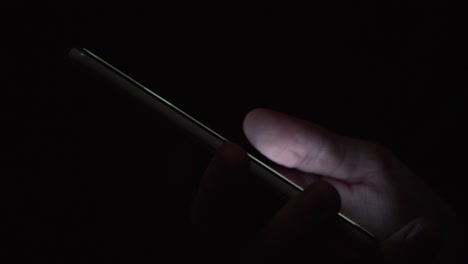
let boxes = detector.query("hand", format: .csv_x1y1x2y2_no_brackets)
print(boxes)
190,108,461,263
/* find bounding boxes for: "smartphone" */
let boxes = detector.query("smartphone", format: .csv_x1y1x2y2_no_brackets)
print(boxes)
68,47,375,243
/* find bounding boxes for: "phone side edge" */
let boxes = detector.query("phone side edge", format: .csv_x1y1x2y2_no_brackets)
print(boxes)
68,48,226,152
68,48,376,242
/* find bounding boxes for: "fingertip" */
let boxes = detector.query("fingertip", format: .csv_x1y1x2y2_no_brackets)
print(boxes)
272,181,342,229
243,108,293,165
381,217,445,263
243,108,269,138
201,142,250,192
244,108,272,119
403,218,444,256
216,142,250,172
257,180,341,252
301,180,342,216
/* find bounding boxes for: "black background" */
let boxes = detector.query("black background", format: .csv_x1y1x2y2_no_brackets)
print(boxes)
2,2,467,263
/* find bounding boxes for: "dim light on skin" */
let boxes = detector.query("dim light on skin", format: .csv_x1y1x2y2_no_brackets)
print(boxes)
69,47,375,241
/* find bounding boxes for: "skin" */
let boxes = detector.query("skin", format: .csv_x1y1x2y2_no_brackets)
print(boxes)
190,108,461,263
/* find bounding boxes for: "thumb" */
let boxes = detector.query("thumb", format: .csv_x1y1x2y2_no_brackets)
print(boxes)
380,217,443,264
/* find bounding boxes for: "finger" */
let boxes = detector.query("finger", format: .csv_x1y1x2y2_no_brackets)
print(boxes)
243,108,392,183
244,181,342,262
190,142,289,264
261,180,341,246
190,142,250,227
198,142,250,194
247,180,381,262
190,142,285,237
380,217,444,264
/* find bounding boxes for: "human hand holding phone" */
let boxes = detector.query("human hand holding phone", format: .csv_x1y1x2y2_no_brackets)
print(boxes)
68,48,461,263
190,108,461,263
68,48,375,239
